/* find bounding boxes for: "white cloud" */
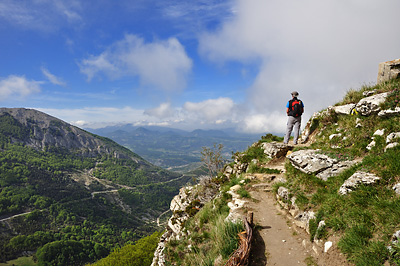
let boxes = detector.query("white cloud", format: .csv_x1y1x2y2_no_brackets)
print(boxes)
240,112,287,134
41,67,66,86
0,75,42,100
79,34,193,92
37,106,147,129
183,97,235,122
199,0,400,116
144,102,175,119
0,0,82,31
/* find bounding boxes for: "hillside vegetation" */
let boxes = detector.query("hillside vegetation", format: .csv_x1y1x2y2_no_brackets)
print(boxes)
153,78,400,266
0,108,190,265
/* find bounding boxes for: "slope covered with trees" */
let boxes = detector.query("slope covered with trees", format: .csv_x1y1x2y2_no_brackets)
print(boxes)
0,108,190,265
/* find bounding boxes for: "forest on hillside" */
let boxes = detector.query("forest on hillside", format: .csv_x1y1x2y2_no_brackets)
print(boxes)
0,112,191,265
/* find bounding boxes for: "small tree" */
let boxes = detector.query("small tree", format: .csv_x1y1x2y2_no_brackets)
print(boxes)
201,143,224,178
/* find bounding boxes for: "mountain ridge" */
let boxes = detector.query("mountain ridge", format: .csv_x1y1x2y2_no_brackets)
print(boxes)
0,107,189,264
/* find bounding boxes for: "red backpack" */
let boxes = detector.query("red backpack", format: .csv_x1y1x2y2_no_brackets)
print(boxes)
289,99,303,117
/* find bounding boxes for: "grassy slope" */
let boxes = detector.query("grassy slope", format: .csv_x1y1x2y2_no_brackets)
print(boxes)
281,79,400,266
161,79,400,266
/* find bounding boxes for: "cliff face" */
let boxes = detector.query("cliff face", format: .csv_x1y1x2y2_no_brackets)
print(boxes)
0,108,136,160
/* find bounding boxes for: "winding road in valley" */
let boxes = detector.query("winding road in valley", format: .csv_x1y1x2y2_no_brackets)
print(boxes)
0,174,188,224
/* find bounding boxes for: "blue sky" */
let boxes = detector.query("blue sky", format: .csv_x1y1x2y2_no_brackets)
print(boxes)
1,0,400,134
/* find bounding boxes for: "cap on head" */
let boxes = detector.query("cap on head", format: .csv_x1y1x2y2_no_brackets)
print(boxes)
291,91,299,97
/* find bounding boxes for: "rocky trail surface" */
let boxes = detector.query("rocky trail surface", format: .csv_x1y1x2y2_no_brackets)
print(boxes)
246,148,351,266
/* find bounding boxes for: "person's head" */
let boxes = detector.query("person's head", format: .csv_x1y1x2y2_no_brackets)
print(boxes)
291,91,299,98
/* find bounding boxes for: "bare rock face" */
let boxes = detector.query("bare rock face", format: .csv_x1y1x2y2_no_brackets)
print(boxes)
288,149,336,175
331,104,356,115
261,141,292,158
338,171,380,195
355,92,388,116
152,177,219,266
377,58,400,84
378,107,400,118
0,108,131,159
287,149,357,181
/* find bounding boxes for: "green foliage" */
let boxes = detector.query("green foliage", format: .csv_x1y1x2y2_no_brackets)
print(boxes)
336,87,365,106
165,193,243,265
247,163,281,174
236,187,251,198
276,80,400,265
0,141,185,262
0,114,31,143
382,86,400,110
239,145,265,164
36,240,107,266
88,232,162,266
260,133,284,143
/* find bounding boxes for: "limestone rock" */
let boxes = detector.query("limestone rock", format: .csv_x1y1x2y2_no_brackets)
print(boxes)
377,58,400,84
277,187,290,201
262,141,292,158
287,149,336,175
384,132,400,151
316,161,357,181
288,149,358,181
378,107,400,118
386,132,400,143
366,129,385,150
324,241,333,253
374,129,385,136
363,90,377,97
392,183,400,195
226,185,248,222
294,211,315,233
338,171,380,195
385,142,399,151
300,109,331,143
355,92,388,116
331,104,356,115
366,140,376,150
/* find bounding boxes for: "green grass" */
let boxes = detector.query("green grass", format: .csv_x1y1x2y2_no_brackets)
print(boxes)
0,256,36,266
277,80,400,265
165,195,244,266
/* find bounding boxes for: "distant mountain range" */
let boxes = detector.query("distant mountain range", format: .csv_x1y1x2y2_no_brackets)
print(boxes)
87,125,261,172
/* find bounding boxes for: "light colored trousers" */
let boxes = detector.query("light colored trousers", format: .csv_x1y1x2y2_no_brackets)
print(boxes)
284,116,301,144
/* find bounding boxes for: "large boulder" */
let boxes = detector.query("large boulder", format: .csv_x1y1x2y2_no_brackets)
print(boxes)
262,141,292,158
377,58,400,84
287,149,357,181
355,92,388,116
338,171,380,195
331,104,356,115
287,149,336,175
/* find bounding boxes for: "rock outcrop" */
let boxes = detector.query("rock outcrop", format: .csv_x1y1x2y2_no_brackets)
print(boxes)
377,58,400,84
151,176,219,266
355,92,388,116
287,149,357,181
338,171,380,195
0,108,133,159
261,141,292,158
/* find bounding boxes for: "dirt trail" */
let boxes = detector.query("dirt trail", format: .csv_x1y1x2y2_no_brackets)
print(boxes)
247,143,351,266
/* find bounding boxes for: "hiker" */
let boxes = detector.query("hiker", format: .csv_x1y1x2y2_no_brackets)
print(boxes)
283,91,304,145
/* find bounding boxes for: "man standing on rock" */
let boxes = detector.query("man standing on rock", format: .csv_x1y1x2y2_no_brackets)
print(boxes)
283,91,304,145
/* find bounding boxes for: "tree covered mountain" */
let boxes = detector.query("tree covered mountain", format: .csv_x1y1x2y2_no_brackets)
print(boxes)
0,108,190,265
